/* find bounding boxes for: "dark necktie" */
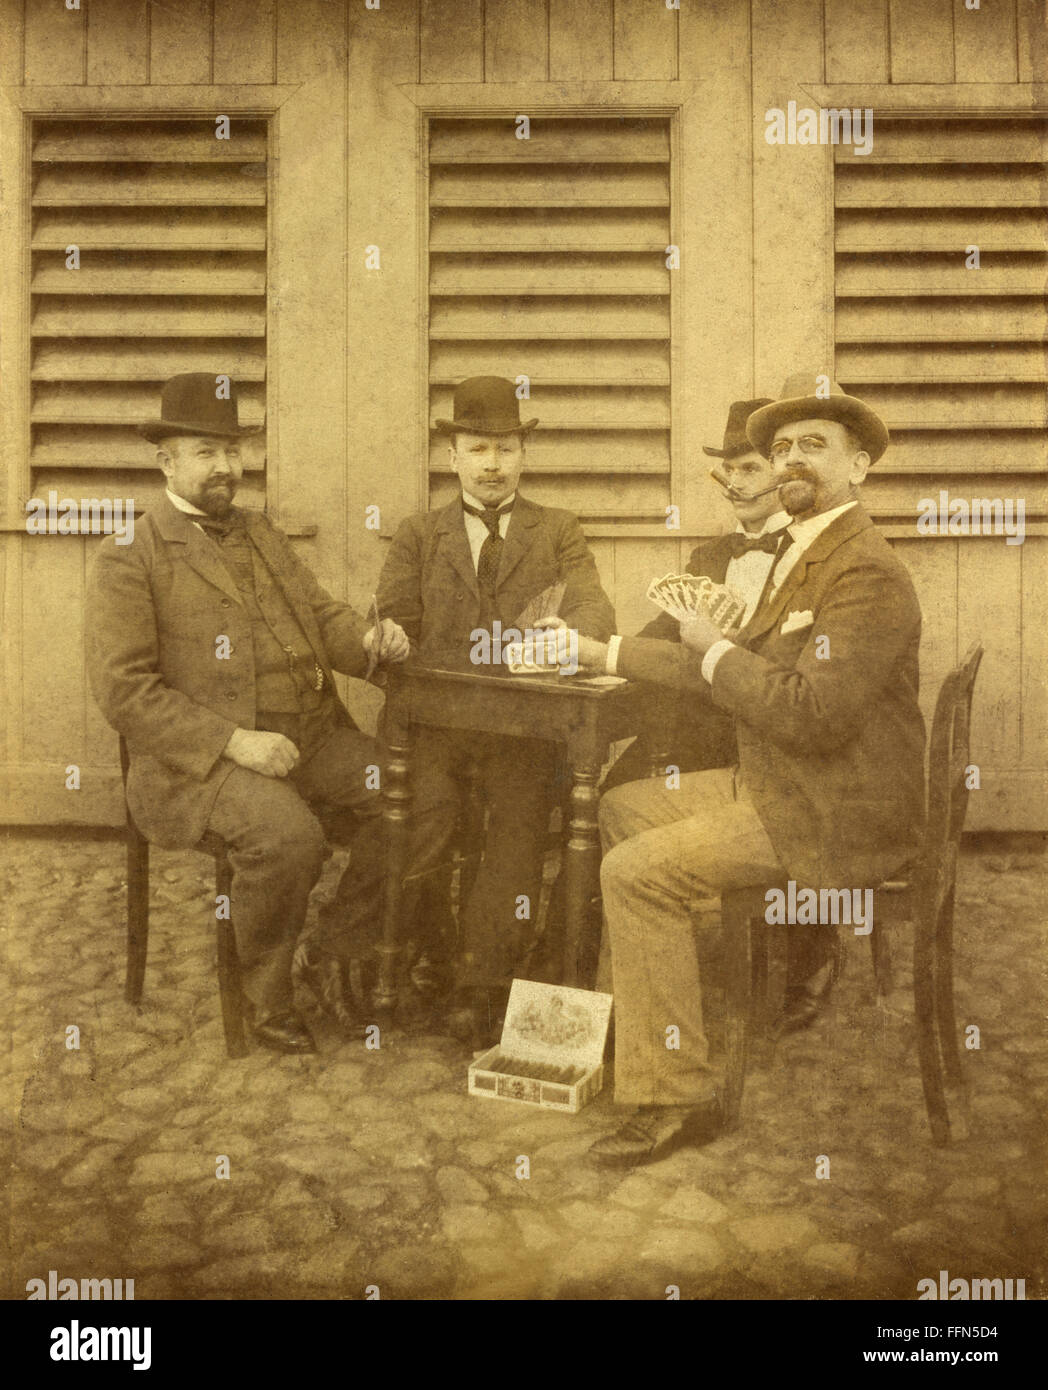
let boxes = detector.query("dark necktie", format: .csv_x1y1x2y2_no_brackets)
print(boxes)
728,528,786,558
196,510,243,541
462,500,513,596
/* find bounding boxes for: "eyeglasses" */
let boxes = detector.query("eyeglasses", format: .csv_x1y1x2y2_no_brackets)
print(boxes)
768,435,828,460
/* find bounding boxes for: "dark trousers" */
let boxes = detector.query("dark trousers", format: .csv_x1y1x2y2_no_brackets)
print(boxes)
601,702,738,794
205,703,384,1019
407,728,556,993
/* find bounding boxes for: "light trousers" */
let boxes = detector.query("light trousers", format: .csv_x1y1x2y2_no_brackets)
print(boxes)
599,767,782,1106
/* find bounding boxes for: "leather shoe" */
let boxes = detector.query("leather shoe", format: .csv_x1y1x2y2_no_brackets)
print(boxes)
772,961,835,1038
252,1012,316,1054
294,944,369,1039
588,1097,722,1168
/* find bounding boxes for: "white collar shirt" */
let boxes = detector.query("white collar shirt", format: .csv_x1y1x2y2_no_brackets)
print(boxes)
724,508,792,623
460,490,517,571
165,487,214,534
768,499,858,595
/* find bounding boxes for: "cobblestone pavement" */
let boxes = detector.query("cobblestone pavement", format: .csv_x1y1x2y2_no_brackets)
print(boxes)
3,829,1045,1301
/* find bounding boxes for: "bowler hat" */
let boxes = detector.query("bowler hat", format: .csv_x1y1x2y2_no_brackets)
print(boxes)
138,373,261,444
702,398,774,459
746,373,889,462
434,376,539,436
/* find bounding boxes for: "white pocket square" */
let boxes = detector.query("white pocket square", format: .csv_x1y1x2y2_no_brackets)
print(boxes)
780,609,815,635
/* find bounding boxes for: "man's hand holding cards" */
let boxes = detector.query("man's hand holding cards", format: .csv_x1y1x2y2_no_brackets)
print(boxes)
505,615,579,675
646,573,746,632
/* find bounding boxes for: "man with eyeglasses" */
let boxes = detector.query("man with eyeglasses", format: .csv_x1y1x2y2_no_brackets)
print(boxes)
574,374,926,1168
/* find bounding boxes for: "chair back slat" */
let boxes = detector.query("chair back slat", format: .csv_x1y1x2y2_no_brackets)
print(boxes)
118,734,149,845
918,643,984,902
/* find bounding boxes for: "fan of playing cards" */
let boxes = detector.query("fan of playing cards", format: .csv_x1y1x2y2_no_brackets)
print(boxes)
646,573,747,632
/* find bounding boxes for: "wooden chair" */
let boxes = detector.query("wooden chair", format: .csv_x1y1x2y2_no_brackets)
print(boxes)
119,737,248,1058
719,642,984,1145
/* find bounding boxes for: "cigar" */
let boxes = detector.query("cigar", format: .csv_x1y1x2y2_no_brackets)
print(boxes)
709,468,783,502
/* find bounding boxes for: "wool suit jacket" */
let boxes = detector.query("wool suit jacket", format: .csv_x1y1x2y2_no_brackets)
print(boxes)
376,494,616,666
614,504,926,889
86,494,370,850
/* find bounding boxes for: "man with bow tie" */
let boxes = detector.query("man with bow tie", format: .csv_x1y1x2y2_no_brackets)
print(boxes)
86,374,410,1054
376,376,616,1048
575,374,926,1167
602,398,789,794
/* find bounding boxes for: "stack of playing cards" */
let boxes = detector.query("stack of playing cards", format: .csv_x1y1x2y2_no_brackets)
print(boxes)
646,572,746,632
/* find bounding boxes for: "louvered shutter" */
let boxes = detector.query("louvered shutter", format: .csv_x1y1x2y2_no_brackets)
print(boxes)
30,118,268,509
427,116,672,523
834,116,1047,512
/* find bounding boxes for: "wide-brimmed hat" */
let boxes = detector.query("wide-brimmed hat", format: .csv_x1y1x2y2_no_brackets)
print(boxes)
434,376,539,436
138,373,261,444
746,373,888,462
702,398,773,459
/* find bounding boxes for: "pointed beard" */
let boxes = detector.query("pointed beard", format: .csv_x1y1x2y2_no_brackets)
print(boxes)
779,475,818,516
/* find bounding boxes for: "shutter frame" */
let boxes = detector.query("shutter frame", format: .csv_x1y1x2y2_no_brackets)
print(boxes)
427,113,674,523
834,114,1048,514
27,115,270,491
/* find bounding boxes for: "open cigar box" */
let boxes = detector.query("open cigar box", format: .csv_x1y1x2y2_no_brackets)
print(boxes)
468,979,613,1113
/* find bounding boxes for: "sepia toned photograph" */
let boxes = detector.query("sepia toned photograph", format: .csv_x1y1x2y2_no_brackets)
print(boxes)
1,0,1045,1333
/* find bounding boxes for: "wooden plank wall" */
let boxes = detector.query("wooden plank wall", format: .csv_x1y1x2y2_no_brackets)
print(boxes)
2,0,346,825
1,0,1042,829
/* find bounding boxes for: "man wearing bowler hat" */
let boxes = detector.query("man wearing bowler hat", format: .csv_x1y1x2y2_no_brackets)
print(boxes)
602,397,789,794
86,373,410,1054
574,373,926,1167
377,376,616,1048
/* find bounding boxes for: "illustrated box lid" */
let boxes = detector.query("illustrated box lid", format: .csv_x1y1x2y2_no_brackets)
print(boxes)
498,979,613,1070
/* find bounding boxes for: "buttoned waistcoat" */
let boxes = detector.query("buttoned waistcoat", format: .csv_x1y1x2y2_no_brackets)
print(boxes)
86,495,370,849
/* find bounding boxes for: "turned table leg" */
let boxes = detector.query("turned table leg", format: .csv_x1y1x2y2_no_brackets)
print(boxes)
376,730,412,1021
562,762,602,988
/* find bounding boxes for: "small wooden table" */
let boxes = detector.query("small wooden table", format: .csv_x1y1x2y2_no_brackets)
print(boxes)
376,663,657,1015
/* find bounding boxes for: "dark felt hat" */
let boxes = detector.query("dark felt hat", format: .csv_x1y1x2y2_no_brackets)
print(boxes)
138,373,261,444
746,373,889,462
434,376,539,436
702,398,774,459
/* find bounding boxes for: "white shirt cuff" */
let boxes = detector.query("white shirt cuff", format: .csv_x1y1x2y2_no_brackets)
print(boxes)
701,638,735,684
605,634,623,675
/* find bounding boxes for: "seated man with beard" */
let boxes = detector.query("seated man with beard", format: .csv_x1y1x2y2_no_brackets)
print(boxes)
574,374,926,1167
87,374,410,1053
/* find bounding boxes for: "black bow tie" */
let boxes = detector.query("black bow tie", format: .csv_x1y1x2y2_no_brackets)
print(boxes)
462,500,514,538
195,511,243,540
728,529,788,558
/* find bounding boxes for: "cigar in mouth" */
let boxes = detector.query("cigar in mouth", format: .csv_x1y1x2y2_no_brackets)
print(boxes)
709,468,784,502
